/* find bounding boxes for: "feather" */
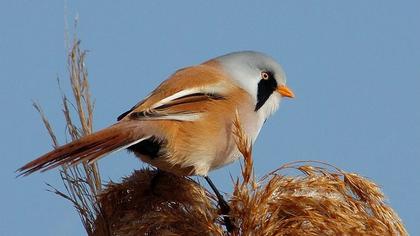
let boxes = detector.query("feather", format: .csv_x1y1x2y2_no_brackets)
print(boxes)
117,64,231,121
17,122,147,176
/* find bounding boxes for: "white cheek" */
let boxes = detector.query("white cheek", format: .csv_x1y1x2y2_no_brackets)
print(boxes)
250,94,281,144
259,93,281,119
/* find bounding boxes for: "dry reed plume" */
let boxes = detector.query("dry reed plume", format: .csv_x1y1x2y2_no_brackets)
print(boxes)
33,32,407,235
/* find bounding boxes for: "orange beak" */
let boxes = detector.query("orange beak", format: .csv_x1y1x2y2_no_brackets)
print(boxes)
276,85,295,98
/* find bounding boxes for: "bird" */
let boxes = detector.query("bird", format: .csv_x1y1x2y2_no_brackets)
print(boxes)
17,51,294,229
18,50,294,177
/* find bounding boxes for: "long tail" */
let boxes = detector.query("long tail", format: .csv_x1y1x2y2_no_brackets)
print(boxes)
17,122,147,176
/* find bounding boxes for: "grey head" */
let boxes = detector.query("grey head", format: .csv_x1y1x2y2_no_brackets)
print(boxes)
214,51,293,118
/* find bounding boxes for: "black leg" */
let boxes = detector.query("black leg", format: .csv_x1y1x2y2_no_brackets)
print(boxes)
205,176,235,233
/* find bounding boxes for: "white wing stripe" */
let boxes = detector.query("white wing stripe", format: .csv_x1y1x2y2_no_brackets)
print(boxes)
150,83,226,109
151,88,199,109
149,113,201,121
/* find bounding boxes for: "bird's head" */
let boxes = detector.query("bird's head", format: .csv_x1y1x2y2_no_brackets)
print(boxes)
214,51,294,119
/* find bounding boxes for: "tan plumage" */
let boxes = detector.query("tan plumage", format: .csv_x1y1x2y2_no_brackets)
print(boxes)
18,51,294,177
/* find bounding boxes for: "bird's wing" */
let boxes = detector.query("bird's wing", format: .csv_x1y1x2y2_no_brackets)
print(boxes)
117,64,234,122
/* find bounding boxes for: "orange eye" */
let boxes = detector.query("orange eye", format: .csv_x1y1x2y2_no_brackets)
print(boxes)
261,71,270,80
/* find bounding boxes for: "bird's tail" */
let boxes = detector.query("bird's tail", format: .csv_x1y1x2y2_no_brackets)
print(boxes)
17,122,147,176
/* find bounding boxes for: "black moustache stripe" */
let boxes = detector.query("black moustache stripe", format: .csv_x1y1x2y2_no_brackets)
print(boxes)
255,75,277,111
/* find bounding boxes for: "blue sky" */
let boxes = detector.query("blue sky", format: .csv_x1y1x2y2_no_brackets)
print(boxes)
1,1,419,235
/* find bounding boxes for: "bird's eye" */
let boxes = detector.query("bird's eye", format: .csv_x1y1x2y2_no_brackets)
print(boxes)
261,71,270,80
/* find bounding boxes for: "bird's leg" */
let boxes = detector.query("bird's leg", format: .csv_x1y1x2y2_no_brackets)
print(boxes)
205,176,230,213
205,176,235,233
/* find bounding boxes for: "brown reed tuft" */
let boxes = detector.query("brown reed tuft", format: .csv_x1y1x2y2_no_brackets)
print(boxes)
93,170,223,236
34,29,407,235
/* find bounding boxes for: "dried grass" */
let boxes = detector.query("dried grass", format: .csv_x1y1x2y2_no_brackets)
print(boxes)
34,29,106,235
228,117,406,235
34,30,407,235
